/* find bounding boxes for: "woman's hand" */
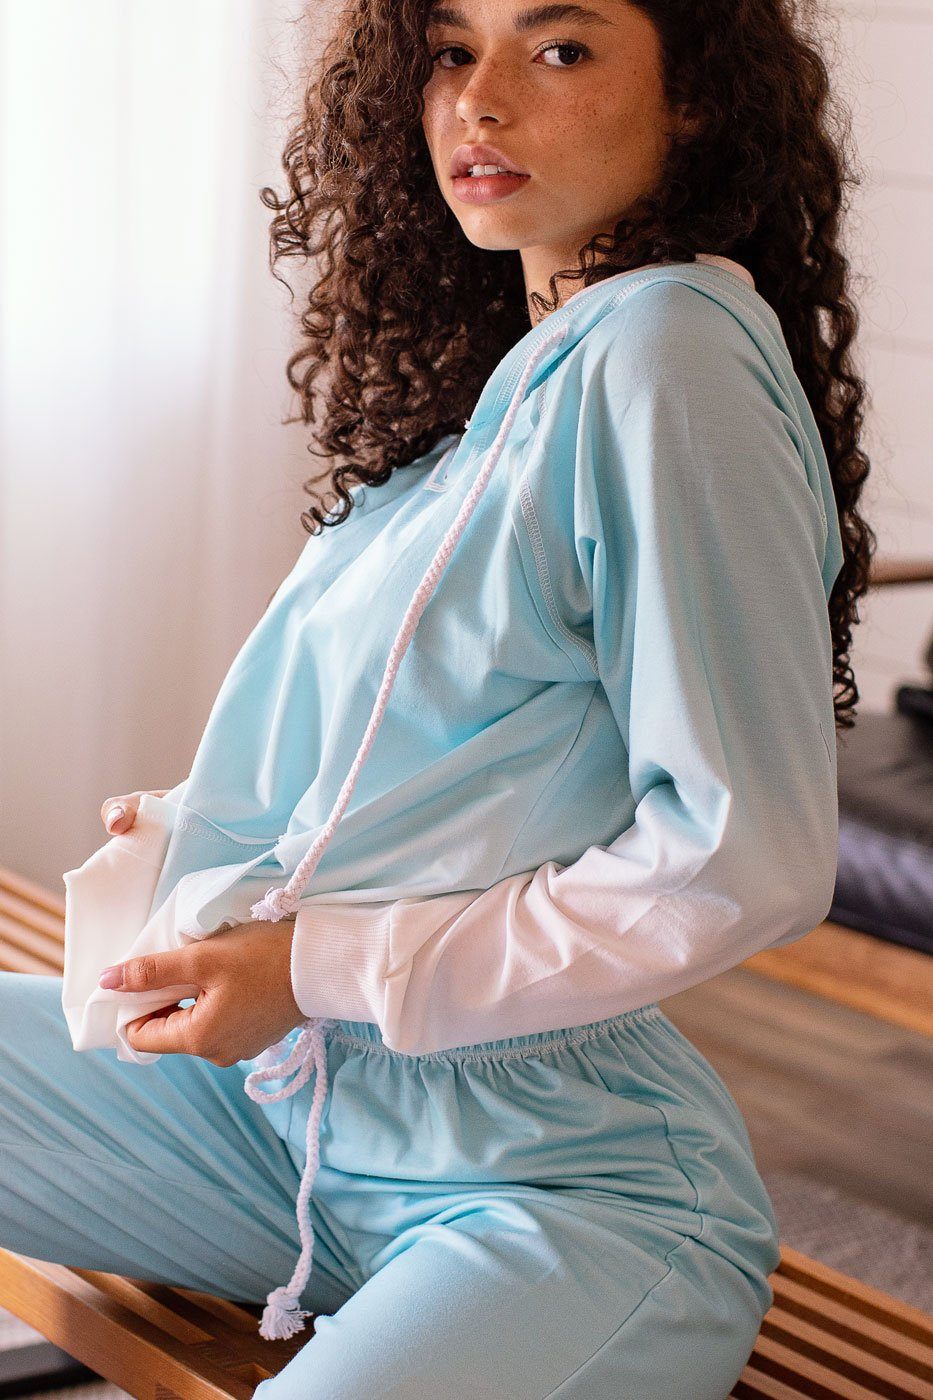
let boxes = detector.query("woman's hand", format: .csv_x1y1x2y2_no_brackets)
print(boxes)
100,788,171,835
100,918,306,1066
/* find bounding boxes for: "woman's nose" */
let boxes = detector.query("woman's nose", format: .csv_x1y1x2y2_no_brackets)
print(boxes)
455,60,514,125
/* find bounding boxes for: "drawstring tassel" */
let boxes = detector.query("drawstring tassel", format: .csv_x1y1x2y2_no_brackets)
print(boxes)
259,1284,313,1341
244,1016,337,1340
251,884,294,922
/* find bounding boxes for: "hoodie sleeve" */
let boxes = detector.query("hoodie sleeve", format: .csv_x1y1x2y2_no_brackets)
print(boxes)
290,282,843,1055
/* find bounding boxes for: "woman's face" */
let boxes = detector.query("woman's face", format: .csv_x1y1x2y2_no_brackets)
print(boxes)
421,0,680,311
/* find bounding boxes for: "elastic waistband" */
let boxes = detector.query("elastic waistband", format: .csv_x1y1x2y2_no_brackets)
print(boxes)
324,1002,663,1063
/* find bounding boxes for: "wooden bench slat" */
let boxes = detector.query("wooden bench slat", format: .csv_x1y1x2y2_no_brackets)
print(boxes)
0,938,62,977
73,1271,217,1344
7,1239,930,1400
745,1326,925,1400
771,1271,933,1377
0,883,68,933
0,905,72,954
771,1274,933,1382
126,1282,284,1365
0,867,66,919
0,875,69,975
0,890,68,935
155,1285,270,1336
731,1367,829,1399
776,1246,933,1347
729,1246,933,1398
744,922,933,1039
0,1250,307,1400
0,1250,251,1400
759,1310,931,1397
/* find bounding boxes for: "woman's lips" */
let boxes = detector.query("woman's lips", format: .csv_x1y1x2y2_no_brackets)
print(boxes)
451,171,531,204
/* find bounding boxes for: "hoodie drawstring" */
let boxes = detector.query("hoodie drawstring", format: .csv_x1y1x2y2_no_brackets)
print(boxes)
241,317,571,1341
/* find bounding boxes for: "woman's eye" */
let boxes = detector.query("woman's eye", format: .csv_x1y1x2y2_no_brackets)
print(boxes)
430,39,591,69
431,44,471,68
536,40,590,67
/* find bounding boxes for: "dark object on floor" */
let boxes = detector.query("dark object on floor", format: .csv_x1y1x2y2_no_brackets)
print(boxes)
831,708,933,954
829,553,933,955
896,682,933,725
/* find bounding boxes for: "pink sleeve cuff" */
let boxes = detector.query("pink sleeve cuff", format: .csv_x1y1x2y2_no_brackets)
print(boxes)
290,901,393,1025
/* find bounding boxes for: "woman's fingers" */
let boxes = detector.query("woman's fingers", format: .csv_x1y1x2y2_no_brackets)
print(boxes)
124,1000,198,1056
100,788,169,834
101,794,138,833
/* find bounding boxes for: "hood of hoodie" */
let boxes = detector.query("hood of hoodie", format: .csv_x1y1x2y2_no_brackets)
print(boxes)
464,254,755,433
461,254,840,593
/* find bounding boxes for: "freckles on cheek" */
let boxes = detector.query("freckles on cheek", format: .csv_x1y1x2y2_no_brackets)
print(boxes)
544,97,597,174
423,79,451,122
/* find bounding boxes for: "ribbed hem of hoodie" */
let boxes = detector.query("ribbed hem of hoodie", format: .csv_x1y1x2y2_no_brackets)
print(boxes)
290,901,392,1023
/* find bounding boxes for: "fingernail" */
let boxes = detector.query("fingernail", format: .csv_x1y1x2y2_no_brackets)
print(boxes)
106,805,125,831
99,965,123,989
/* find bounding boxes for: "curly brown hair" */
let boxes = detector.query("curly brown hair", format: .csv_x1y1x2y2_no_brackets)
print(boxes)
260,0,876,731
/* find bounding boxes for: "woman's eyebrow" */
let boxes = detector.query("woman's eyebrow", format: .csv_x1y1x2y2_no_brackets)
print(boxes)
427,4,616,33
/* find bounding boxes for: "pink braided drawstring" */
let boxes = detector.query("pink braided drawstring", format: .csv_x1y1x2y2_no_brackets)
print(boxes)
243,317,571,1340
243,1017,337,1340
249,320,572,928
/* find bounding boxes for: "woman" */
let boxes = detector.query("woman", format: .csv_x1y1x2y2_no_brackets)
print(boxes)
1,0,874,1395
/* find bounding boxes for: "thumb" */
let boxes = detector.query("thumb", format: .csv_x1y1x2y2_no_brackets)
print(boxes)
98,949,202,994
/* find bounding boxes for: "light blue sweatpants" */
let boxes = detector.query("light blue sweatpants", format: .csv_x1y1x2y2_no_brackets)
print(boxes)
0,971,780,1398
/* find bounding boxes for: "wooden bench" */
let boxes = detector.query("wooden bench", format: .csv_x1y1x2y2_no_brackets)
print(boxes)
2,1234,929,1399
2,865,932,1397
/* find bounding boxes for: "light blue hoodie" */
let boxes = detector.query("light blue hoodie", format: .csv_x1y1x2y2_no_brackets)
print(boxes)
152,253,843,980
146,254,844,1337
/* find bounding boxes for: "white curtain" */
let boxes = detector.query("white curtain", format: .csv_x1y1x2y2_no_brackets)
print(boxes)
0,0,332,891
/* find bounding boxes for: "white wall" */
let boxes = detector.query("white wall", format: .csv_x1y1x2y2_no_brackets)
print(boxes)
829,0,933,710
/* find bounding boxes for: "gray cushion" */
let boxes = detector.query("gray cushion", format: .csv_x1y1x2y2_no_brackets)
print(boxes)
829,709,933,954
